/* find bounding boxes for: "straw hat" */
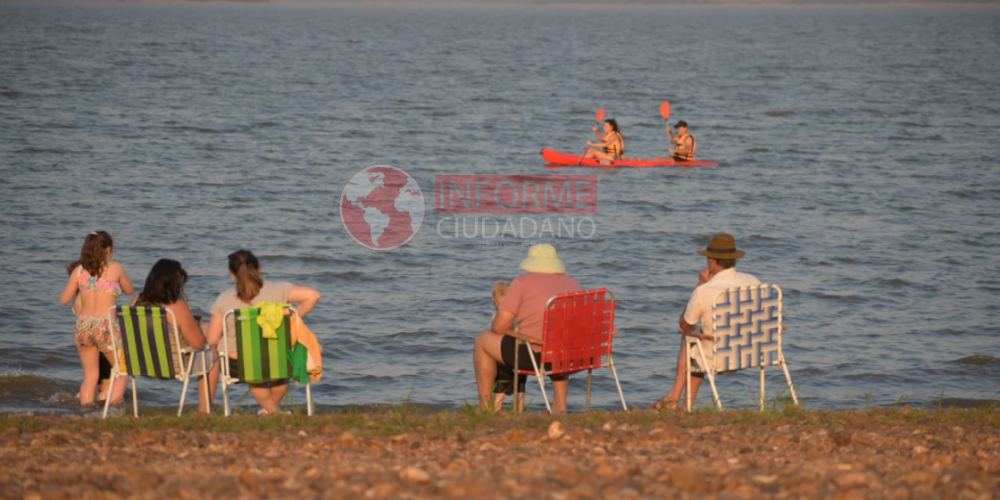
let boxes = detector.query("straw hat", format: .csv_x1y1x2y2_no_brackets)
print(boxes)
520,244,566,274
697,233,746,260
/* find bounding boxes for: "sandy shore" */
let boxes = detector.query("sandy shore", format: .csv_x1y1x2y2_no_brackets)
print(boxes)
2,407,998,499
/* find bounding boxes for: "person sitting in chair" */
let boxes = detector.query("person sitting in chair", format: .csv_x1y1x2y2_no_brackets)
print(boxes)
651,233,759,410
473,244,581,414
205,250,321,415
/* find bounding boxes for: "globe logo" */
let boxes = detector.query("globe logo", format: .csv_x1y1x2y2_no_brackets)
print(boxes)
340,165,425,251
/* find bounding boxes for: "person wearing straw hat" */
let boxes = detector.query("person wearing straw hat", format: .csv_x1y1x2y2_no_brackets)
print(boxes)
651,233,760,410
473,244,581,414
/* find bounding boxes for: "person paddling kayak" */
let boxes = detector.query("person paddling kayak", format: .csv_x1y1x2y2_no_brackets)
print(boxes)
583,118,624,163
655,120,697,164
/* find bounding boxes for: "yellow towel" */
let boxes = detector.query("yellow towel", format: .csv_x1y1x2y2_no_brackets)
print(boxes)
256,301,290,339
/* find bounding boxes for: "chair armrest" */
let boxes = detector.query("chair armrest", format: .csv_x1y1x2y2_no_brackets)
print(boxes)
679,330,715,341
503,330,544,345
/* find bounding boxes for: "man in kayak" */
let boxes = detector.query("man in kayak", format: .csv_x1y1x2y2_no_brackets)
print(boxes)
651,233,759,410
583,119,624,164
655,120,697,164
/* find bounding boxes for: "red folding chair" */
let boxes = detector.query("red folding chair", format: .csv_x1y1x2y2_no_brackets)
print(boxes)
509,288,628,413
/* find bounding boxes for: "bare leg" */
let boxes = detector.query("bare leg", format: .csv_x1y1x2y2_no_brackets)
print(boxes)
551,375,569,414
96,379,110,402
493,393,506,413
653,338,691,409
473,330,505,410
250,384,288,413
269,382,289,410
77,345,100,405
585,148,616,163
104,349,128,404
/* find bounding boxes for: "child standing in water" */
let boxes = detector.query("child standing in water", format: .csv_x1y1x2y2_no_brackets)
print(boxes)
59,231,133,406
492,282,526,412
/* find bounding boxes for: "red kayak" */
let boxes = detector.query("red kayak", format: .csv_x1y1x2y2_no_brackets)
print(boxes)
541,148,717,168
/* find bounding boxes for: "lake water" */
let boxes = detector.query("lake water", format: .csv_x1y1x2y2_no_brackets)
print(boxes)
1,2,998,415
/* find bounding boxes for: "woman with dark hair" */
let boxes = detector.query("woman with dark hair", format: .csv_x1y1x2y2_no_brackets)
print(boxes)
132,259,210,412
584,118,625,163
205,250,322,415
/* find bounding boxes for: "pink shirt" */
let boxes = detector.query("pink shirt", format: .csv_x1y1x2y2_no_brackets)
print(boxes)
499,272,582,347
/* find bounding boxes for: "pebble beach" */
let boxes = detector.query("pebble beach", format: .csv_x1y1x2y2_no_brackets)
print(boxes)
3,407,998,499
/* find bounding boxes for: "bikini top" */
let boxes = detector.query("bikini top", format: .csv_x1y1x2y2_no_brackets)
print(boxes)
78,268,123,295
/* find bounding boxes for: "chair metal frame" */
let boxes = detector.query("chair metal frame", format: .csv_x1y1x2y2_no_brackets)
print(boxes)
684,284,799,412
220,306,312,416
509,288,627,413
103,305,211,418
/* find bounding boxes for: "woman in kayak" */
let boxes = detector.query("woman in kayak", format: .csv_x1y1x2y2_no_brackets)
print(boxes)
584,118,624,163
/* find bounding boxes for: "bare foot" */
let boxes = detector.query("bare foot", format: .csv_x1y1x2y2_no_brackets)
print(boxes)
650,396,680,410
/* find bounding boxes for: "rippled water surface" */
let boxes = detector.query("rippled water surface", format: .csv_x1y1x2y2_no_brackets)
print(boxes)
1,3,998,414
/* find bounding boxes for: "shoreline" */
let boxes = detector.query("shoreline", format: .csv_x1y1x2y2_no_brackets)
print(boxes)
4,407,998,498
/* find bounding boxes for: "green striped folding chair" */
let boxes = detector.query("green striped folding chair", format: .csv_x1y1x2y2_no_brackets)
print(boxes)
102,306,211,418
219,306,312,416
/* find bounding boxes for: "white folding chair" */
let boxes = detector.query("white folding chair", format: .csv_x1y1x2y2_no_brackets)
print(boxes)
685,284,799,411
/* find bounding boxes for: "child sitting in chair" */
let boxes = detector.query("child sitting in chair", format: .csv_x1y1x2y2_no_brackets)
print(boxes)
492,282,526,413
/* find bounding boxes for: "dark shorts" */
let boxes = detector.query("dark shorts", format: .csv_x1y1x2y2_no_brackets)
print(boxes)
494,363,526,395
227,357,288,386
99,355,112,381
673,154,689,162
500,335,548,372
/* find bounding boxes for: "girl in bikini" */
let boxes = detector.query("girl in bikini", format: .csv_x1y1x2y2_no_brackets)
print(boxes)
60,231,133,406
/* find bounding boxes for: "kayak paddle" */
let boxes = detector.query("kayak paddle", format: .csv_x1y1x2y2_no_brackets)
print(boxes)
659,100,670,121
578,108,607,165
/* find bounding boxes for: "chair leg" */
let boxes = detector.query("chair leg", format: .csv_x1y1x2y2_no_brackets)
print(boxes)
131,378,139,418
223,382,230,417
306,382,313,417
512,340,520,414
585,369,592,412
527,352,551,413
760,367,766,412
685,344,692,412
607,355,628,411
178,353,195,417
102,370,117,419
692,340,722,411
199,350,210,415
781,361,799,406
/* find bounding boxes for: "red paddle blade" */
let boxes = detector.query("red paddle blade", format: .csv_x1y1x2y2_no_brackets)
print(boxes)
659,100,670,120
596,108,606,123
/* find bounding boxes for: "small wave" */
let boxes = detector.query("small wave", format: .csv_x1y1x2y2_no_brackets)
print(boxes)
173,126,217,134
17,147,72,154
746,148,770,153
1,90,22,99
387,330,438,339
953,355,996,366
766,110,794,117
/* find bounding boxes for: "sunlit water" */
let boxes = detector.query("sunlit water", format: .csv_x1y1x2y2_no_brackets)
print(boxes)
1,3,998,415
